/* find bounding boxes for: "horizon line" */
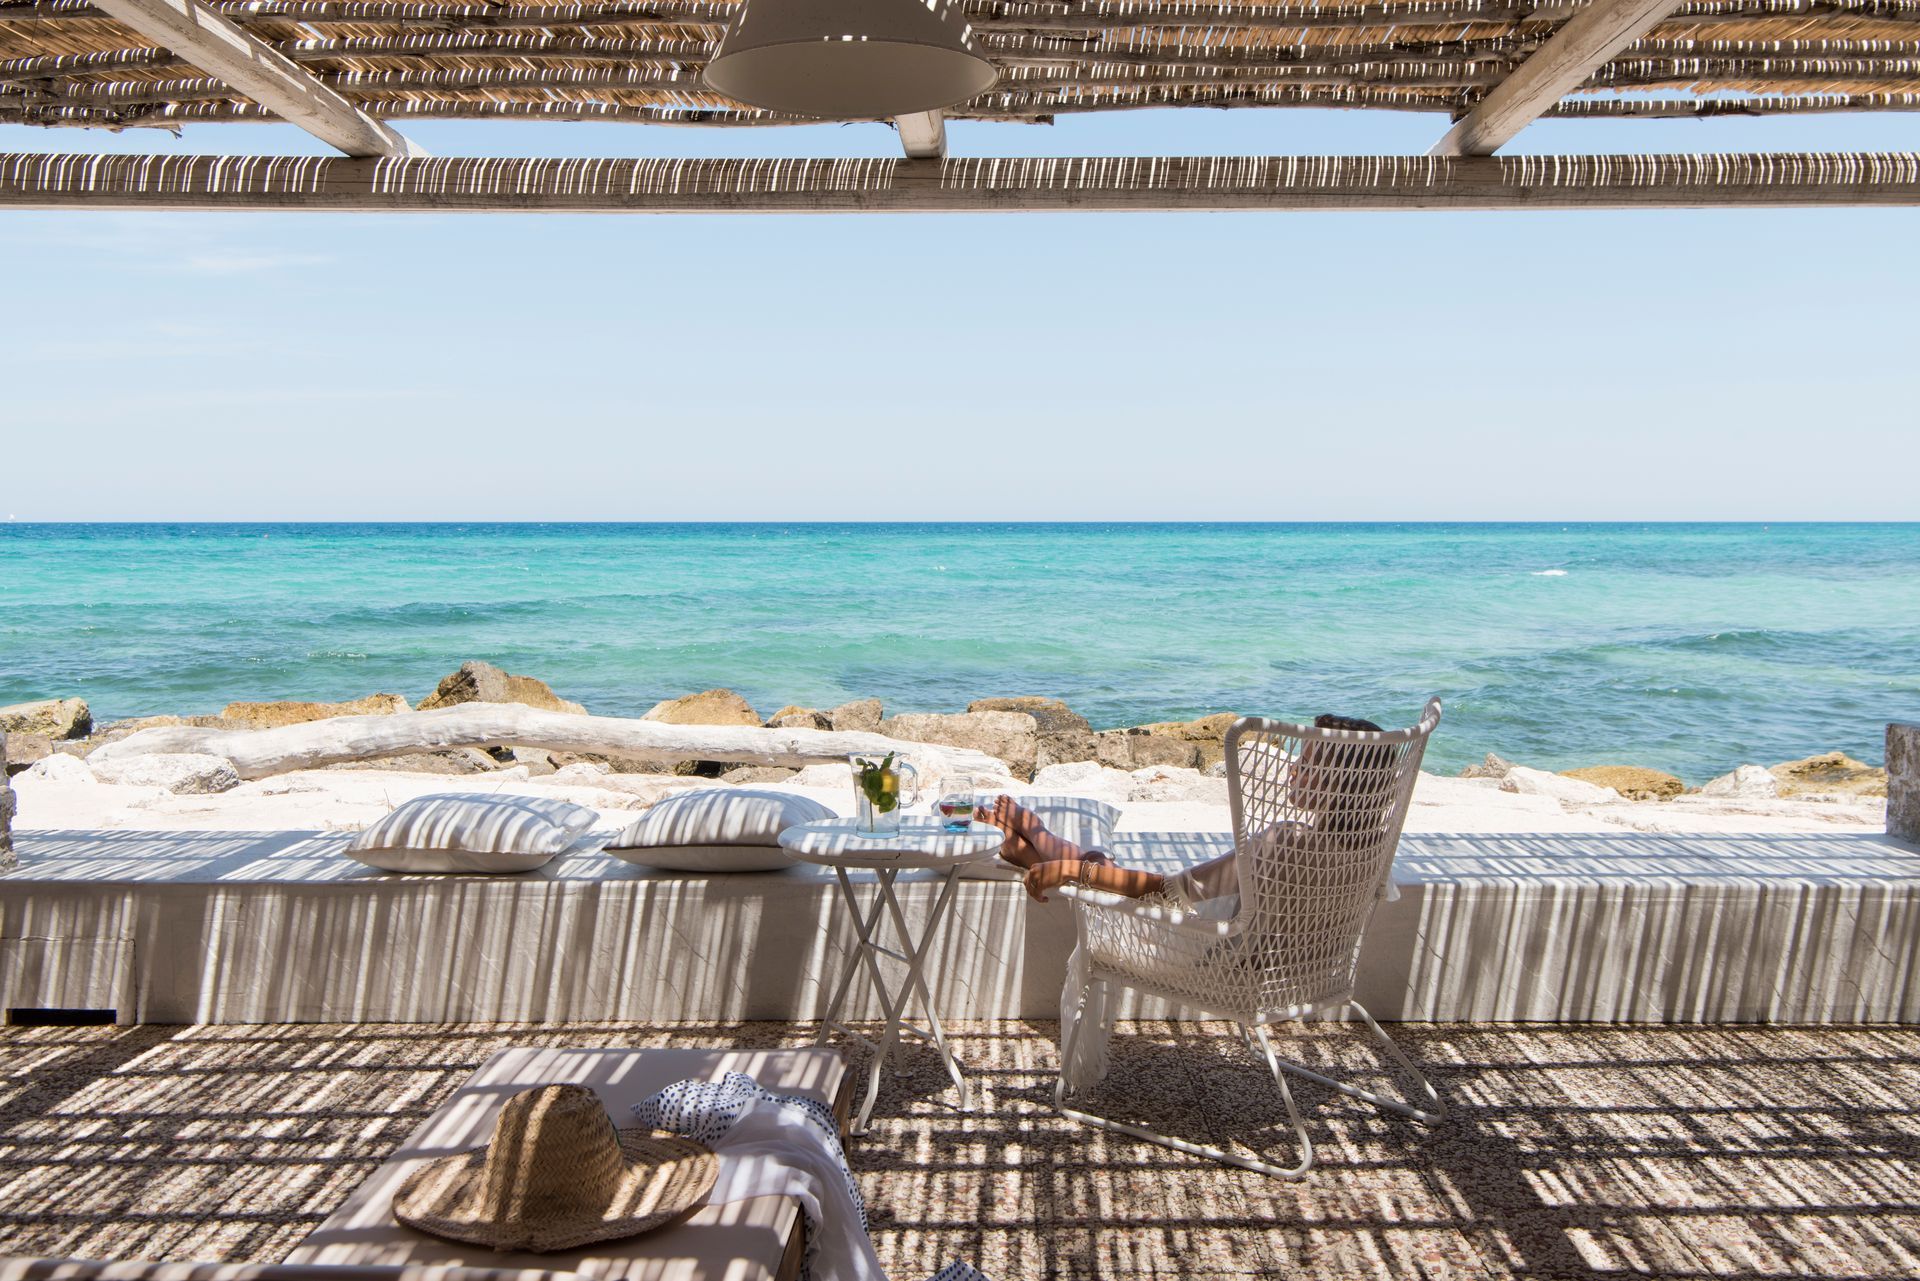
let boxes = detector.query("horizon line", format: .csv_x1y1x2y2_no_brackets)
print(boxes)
3,519,1917,528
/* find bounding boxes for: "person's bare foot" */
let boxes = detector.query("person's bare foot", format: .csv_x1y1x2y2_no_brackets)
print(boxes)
986,795,1056,845
980,794,1044,868
980,794,1025,837
981,794,1109,868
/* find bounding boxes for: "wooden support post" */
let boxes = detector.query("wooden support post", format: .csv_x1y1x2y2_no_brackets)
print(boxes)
1430,0,1686,155
86,0,423,156
896,110,947,159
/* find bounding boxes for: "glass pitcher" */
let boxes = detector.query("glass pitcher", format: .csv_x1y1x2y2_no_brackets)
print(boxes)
848,751,920,837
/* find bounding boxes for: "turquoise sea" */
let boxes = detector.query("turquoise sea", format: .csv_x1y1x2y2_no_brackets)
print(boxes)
2,522,1916,782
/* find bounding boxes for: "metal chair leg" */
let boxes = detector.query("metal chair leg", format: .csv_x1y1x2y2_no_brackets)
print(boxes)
1053,997,1314,1178
1348,1000,1447,1124
1246,1002,1446,1126
1053,1002,1446,1178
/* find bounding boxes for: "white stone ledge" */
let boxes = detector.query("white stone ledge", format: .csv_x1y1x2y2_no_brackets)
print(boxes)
1889,722,1919,846
3,829,1918,1025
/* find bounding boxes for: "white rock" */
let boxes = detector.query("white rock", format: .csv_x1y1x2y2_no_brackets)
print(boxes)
1127,764,1229,804
1460,751,1517,780
244,776,326,796
1027,760,1133,803
790,763,853,788
1131,764,1197,783
1032,760,1111,788
91,752,241,795
549,762,614,785
1702,764,1781,799
1499,765,1620,806
588,774,707,802
22,753,97,784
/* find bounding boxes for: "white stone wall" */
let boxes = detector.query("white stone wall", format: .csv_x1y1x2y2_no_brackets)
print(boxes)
6,828,1920,1025
1890,722,1920,845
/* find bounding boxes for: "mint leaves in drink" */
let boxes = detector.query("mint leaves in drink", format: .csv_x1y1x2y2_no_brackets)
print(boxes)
854,752,901,814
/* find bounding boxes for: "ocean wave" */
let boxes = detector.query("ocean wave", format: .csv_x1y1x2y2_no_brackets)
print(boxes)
317,598,560,628
1657,628,1832,657
1532,569,1569,577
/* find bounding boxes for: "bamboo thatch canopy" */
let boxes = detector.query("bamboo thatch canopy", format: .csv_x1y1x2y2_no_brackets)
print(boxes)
3,0,1919,135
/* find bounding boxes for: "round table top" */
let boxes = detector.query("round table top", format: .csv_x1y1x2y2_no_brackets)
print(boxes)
778,817,1006,870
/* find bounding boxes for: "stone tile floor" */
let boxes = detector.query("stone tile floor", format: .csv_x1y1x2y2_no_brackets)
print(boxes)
1,1020,1916,1279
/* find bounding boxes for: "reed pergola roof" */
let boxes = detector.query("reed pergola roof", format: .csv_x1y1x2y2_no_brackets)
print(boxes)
2,0,1918,210
4,0,1918,136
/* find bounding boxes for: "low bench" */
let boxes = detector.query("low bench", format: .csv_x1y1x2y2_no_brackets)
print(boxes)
290,1047,850,1281
4,1046,853,1281
3,829,1918,1024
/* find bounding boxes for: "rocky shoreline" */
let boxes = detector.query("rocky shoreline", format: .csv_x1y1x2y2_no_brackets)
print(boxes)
0,658,1892,810
0,661,1245,784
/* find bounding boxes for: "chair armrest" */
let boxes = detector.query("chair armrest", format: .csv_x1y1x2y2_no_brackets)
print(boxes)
1057,884,1239,938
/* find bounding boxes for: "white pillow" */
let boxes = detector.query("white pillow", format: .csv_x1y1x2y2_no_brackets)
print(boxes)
1026,795,1122,850
606,788,835,872
345,793,602,874
961,794,1122,881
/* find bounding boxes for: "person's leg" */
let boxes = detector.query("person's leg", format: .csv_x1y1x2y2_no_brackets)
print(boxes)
977,796,1163,902
980,796,1110,869
1024,858,1165,903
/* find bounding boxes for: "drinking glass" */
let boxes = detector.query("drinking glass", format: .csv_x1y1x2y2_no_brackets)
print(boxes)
935,774,978,832
934,793,976,832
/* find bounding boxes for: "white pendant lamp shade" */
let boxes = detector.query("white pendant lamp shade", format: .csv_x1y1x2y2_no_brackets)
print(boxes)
704,0,998,119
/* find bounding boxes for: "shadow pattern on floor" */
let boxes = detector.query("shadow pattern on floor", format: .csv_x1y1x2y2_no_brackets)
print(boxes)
1,1021,1917,1278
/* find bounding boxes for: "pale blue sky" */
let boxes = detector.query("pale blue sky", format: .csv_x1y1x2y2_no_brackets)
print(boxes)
2,105,1916,521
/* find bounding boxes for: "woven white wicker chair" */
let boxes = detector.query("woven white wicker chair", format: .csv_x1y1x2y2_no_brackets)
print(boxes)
1053,697,1445,1178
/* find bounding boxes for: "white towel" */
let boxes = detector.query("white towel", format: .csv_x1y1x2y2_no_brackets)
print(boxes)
635,1073,988,1281
1061,939,1113,1093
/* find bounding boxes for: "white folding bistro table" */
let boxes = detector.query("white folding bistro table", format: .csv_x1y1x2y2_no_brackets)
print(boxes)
779,816,1004,1134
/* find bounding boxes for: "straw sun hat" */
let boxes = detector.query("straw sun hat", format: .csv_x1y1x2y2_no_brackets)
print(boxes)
393,1084,718,1253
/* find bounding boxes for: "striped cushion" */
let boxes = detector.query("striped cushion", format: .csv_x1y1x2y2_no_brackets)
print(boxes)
606,788,834,871
345,793,601,873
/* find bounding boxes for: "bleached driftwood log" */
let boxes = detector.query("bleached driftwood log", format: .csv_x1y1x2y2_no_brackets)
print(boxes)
85,704,1015,783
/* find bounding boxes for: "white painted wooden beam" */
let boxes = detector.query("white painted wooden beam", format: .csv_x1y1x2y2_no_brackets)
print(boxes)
4,152,1917,212
87,0,422,156
895,110,947,159
1430,0,1685,156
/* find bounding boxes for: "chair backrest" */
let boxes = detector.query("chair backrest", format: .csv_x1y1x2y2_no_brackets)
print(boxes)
1224,697,1441,1013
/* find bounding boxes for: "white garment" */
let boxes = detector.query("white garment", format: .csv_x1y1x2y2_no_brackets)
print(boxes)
1061,938,1114,1094
701,1102,882,1281
634,1073,986,1281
